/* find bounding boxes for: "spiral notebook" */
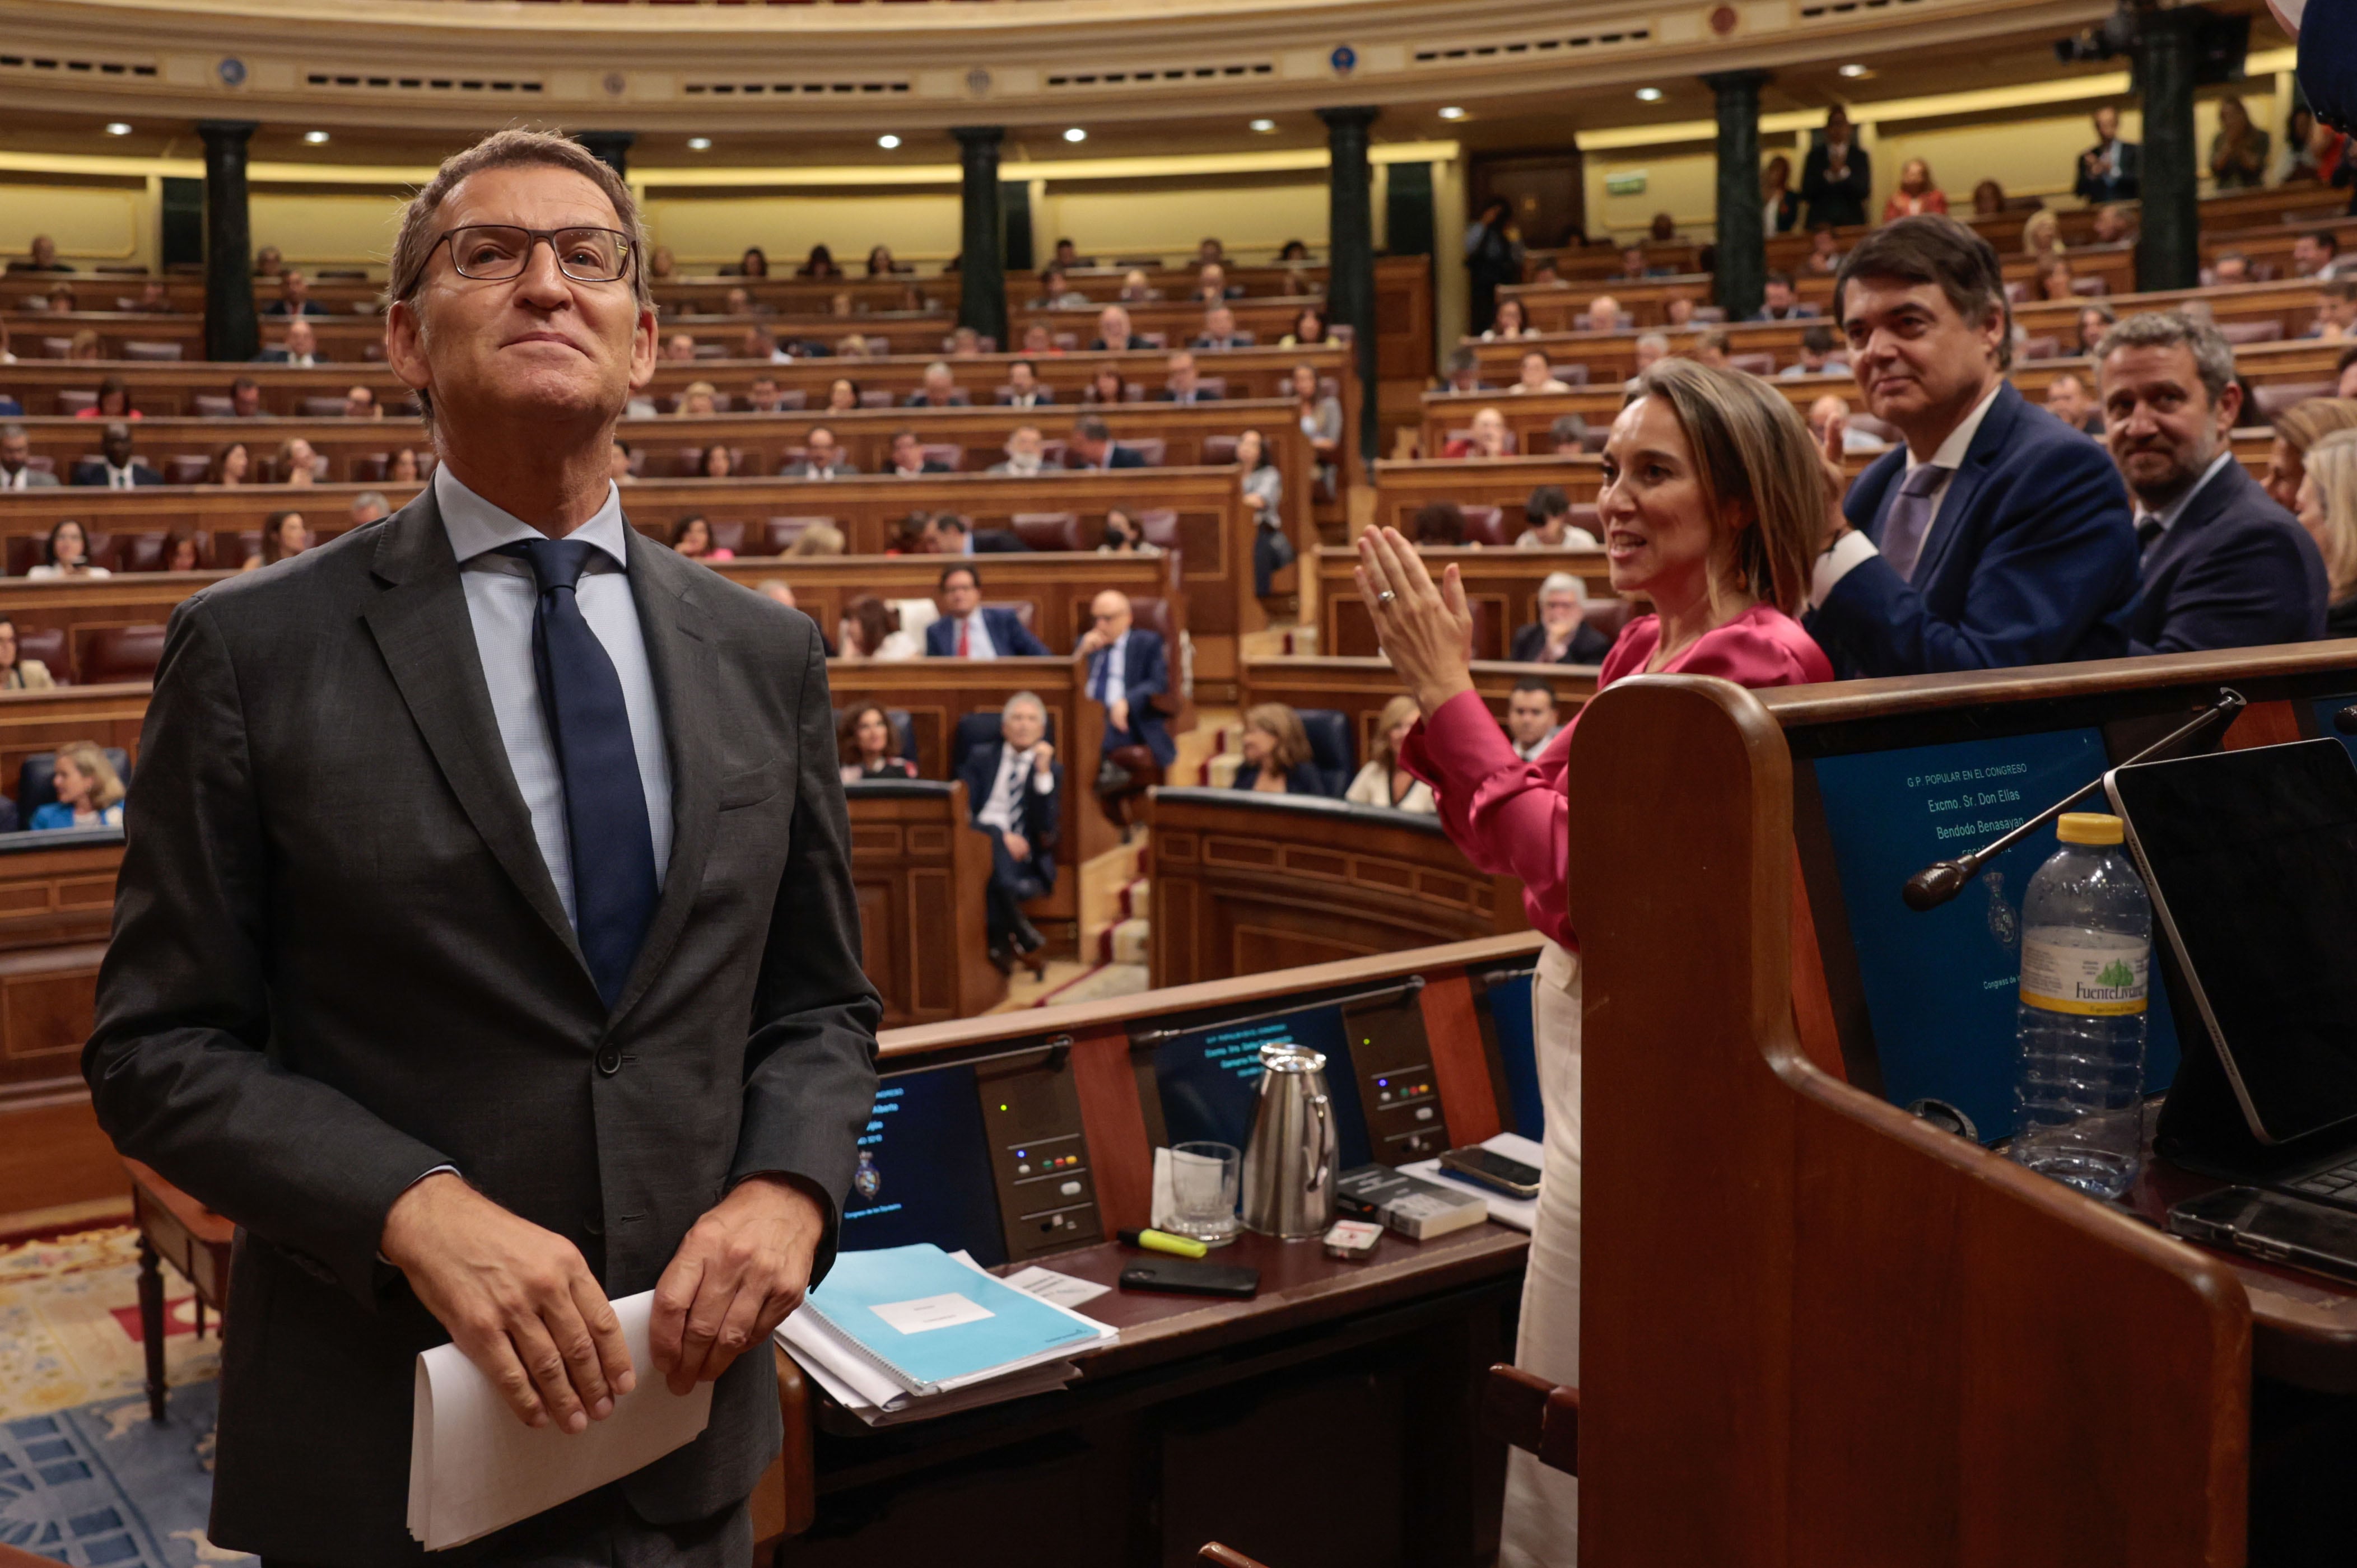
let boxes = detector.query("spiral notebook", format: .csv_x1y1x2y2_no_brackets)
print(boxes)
803,1243,1111,1397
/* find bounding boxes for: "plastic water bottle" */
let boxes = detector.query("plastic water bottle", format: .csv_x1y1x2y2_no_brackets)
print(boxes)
2008,811,2151,1199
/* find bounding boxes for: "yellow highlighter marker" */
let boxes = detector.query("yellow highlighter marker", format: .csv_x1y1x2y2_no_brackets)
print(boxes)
1117,1227,1209,1259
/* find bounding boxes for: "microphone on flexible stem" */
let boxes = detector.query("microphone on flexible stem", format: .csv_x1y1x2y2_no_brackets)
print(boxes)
1899,688,2247,913
2335,703,2357,736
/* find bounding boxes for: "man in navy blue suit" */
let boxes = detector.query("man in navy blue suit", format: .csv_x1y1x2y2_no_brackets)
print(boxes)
1068,415,1147,472
1808,215,2139,676
2095,310,2327,654
924,563,1051,658
1078,590,1175,770
957,692,1060,973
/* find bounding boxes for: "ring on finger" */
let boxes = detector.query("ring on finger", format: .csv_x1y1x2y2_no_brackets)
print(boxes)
1377,589,1398,607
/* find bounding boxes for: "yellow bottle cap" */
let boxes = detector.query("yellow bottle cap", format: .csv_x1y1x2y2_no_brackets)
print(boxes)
2057,811,2125,846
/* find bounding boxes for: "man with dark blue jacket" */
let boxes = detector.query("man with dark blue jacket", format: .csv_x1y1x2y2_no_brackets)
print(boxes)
2097,310,2327,654
924,563,1050,657
1079,590,1176,768
1809,215,2139,677
957,692,1060,972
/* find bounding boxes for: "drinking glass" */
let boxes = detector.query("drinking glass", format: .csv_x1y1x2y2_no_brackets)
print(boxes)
1167,1140,1242,1247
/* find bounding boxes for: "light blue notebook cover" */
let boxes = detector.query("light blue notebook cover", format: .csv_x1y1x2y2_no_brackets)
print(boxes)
806,1244,1105,1394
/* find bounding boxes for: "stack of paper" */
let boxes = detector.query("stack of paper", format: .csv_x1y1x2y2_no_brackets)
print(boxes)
1402,1131,1548,1233
776,1245,1115,1427
407,1290,712,1551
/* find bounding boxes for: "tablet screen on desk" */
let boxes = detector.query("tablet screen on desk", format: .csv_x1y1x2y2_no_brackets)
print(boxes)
841,1062,1009,1268
2111,740,2357,1146
1805,726,2182,1144
1150,1006,1373,1170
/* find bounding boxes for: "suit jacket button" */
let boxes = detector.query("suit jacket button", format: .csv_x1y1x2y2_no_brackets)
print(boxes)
596,1046,623,1075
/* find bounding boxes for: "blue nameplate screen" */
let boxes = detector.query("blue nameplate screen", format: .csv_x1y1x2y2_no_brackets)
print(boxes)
841,1063,1008,1268
1153,1005,1372,1169
1480,972,1545,1140
1811,728,2179,1144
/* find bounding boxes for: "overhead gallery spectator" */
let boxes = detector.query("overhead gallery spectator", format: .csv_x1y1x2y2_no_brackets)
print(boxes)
2075,104,2141,203
1801,106,1871,228
1882,159,1948,221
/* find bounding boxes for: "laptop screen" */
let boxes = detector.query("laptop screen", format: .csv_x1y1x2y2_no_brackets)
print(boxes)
2110,739,2357,1146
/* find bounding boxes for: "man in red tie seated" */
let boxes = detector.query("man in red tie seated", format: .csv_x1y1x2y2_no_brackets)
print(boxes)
925,563,1049,657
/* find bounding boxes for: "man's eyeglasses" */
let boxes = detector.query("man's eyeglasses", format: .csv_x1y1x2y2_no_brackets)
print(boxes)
424,226,636,284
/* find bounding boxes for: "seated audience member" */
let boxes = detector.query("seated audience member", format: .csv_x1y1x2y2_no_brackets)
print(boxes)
2201,94,2266,188
2210,251,2252,286
252,318,325,366
1099,506,1162,556
1625,334,1671,390
1811,215,2138,676
1688,328,1732,370
161,533,202,572
1782,324,1840,379
1291,362,1343,486
1971,179,2007,216
676,380,720,418
1094,305,1150,352
1052,237,1086,269
229,377,264,418
837,594,919,661
1347,696,1437,814
839,704,919,785
1281,307,1329,348
31,743,125,831
1279,239,1311,262
785,524,846,558
385,447,421,483
738,326,786,363
1805,226,1844,276
31,521,108,580
1001,359,1055,407
608,438,633,484
887,430,951,477
1883,159,1949,221
866,245,901,277
671,514,735,562
1079,590,1175,769
1803,106,1872,227
1032,267,1089,309
1503,678,1560,761
906,361,969,408
9,234,74,273
2036,256,2078,302
2342,345,2357,400
266,269,327,316
2091,204,2139,246
1196,262,1242,302
1158,351,1220,405
660,332,698,363
2310,281,2357,341
1228,702,1327,795
66,330,103,363
927,563,1050,657
72,422,161,488
252,245,283,277
344,385,381,420
1238,428,1289,596
240,510,310,572
0,617,53,689
1807,393,1888,454
2265,397,2357,511
928,512,1027,555
798,244,841,279
2074,301,2118,356
1116,269,1159,304
1443,347,1484,394
1518,485,1601,549
961,692,1060,974
754,580,833,654
1021,323,1059,357
823,377,861,414
1753,272,1818,323
1512,350,1571,395
987,424,1049,477
1647,213,1679,244
2020,210,2063,258
207,440,253,487
2097,310,2327,654
75,377,139,422
645,244,676,280
1511,571,1613,663
2075,105,2141,204
1198,237,1226,266
276,436,320,486
2294,229,2345,281
1665,296,1699,328
1613,245,1661,282
739,244,772,279
2044,371,2105,437
0,424,58,489
1581,295,1623,334
1413,501,1467,547
1484,298,1536,340
1531,258,1569,289
887,511,931,555
697,445,736,479
1069,414,1146,471
1450,406,1513,460
1195,306,1251,351
744,376,788,414
350,491,391,526
1083,364,1130,405
2294,428,2357,636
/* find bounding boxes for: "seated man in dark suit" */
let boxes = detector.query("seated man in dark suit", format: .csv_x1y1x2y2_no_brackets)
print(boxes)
264,268,330,316
1154,349,1221,405
903,361,970,409
1068,414,1146,472
2096,309,2328,652
781,425,858,478
1750,271,1819,323
1809,215,2139,676
229,376,265,418
1091,304,1152,352
958,691,1060,973
71,421,163,487
1,423,62,489
1079,590,1175,769
251,317,328,367
1510,571,1614,664
7,234,73,273
1504,677,1561,761
2042,371,2106,437
925,563,1050,656
885,429,952,477
1193,305,1251,351
925,513,1028,555
999,358,1056,407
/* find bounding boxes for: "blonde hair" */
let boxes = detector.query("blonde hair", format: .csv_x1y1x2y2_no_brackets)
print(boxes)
1369,694,1419,768
2304,428,2357,604
785,523,845,557
2274,396,2357,459
1242,702,1311,774
56,741,125,811
2021,209,2062,257
1627,356,1820,616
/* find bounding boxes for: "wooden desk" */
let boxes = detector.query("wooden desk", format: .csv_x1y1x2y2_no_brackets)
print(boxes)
124,1157,233,1424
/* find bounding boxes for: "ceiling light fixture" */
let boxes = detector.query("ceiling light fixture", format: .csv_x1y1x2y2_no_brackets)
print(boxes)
105,122,132,136
686,137,712,151
877,133,902,150
1438,106,1467,120
1249,118,1277,133
1838,62,1870,78
302,130,330,144
1634,87,1664,102
1063,127,1088,143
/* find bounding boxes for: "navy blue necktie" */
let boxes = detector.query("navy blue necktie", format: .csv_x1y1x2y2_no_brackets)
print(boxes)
497,539,659,1009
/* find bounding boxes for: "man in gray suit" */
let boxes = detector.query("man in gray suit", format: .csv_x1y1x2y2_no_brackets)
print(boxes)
0,424,60,488
85,128,880,1566
779,424,858,479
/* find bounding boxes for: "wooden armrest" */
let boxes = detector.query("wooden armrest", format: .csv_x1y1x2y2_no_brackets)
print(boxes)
1200,1544,1275,1568
1483,1362,1580,1476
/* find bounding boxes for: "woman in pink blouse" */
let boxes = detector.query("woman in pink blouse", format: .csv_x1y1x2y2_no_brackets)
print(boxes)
1354,356,1833,1568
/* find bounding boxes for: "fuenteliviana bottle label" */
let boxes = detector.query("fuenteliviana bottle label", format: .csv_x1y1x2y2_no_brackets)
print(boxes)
2019,931,2149,1016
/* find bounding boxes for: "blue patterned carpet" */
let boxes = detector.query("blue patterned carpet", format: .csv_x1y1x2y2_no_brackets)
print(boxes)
0,1379,247,1565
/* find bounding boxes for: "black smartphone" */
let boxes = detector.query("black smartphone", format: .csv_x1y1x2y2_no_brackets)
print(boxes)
1438,1145,1543,1200
1117,1259,1261,1299
2168,1186,2357,1284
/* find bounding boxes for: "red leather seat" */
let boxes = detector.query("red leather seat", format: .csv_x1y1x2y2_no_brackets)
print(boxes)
1010,512,1083,552
80,624,167,685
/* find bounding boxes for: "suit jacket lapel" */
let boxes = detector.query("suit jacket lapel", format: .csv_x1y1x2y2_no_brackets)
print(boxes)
610,527,720,1023
1911,382,2018,590
361,491,588,975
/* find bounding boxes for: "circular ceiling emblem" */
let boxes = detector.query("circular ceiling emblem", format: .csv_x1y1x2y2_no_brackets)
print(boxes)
1709,6,1739,34
1331,44,1358,77
217,57,247,87
967,67,993,97
603,72,625,97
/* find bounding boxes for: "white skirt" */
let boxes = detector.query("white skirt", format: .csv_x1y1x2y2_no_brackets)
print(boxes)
1500,937,1582,1567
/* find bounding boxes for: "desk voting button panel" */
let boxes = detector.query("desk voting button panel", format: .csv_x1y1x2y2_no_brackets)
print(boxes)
978,1051,1106,1262
1342,995,1448,1166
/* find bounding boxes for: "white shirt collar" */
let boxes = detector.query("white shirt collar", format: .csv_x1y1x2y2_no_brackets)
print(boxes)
2137,449,2237,538
435,463,630,568
1907,380,2005,473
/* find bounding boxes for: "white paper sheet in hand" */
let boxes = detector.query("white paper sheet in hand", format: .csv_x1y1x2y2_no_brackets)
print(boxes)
406,1289,712,1551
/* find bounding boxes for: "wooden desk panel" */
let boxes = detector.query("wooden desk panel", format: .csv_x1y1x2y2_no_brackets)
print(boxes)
1242,655,1599,765
1315,547,1611,659
844,782,1004,1027
1144,788,1525,988
0,684,151,795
